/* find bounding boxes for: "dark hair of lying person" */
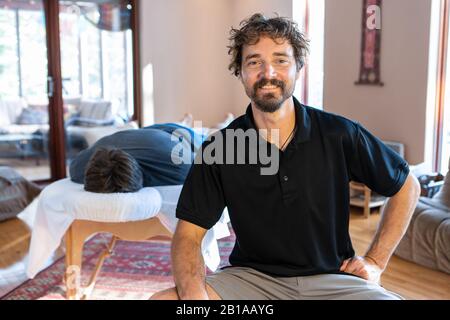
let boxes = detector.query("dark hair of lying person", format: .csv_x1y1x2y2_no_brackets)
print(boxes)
84,147,144,193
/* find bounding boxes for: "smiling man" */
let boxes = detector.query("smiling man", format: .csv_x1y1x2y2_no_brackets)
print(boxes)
151,13,420,300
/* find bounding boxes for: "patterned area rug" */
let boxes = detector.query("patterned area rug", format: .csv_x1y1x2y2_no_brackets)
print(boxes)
2,230,235,300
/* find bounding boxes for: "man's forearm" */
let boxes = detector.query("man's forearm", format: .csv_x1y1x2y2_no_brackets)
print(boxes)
171,234,208,300
365,173,420,269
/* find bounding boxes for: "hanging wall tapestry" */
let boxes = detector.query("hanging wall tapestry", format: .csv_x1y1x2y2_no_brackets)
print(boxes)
355,0,383,86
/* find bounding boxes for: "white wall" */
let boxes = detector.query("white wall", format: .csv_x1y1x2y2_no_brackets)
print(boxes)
139,0,293,126
140,0,432,165
140,0,234,127
323,0,432,164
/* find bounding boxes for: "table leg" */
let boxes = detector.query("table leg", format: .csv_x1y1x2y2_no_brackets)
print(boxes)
65,224,85,300
364,187,371,219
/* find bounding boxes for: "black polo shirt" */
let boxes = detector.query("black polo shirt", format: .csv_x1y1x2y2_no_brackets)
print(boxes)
176,97,409,277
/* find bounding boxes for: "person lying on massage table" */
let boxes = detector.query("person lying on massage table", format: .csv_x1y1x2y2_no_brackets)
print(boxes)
69,114,235,193
69,122,205,193
26,118,234,280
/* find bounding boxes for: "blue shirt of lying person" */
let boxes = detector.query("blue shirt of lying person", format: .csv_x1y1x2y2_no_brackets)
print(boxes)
69,123,205,187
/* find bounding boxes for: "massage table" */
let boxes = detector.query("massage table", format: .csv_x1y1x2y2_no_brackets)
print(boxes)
26,179,230,300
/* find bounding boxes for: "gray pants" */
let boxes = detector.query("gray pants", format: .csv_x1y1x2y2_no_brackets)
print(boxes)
205,266,403,300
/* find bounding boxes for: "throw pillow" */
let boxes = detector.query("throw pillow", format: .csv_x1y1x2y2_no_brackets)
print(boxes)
79,100,113,120
0,166,42,222
0,98,27,126
17,107,48,125
432,156,450,209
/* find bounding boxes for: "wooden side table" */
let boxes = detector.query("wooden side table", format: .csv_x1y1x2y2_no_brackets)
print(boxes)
349,182,386,218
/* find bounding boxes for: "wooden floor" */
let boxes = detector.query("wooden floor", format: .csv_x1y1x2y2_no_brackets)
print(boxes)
349,208,450,300
0,158,51,181
0,206,449,299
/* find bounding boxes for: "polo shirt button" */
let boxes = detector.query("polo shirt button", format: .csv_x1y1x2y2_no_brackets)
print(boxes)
283,175,289,182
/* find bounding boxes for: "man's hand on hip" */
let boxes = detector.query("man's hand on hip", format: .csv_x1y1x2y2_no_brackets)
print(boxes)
340,256,383,284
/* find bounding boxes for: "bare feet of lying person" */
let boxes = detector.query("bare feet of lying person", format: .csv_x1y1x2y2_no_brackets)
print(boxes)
179,113,193,128
215,113,235,130
203,113,236,135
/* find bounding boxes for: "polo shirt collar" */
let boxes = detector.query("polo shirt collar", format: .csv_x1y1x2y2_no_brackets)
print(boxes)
243,96,312,146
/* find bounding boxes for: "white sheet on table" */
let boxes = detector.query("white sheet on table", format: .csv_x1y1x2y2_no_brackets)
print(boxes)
154,186,230,272
26,179,230,278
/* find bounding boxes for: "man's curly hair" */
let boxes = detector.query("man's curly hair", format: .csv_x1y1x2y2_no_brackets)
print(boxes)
228,13,309,77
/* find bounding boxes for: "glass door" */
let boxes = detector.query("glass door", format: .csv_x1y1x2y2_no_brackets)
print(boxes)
0,0,51,181
58,0,135,170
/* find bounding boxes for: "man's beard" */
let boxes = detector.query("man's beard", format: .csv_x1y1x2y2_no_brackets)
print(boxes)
249,78,293,113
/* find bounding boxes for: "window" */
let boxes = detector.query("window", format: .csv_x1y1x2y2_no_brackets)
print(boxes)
0,9,20,98
293,0,325,109
0,7,47,101
0,0,140,182
59,3,134,121
429,0,450,175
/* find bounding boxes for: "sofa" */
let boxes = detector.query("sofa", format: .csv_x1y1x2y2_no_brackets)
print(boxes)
0,98,135,160
394,157,450,274
0,98,49,135
0,97,116,134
